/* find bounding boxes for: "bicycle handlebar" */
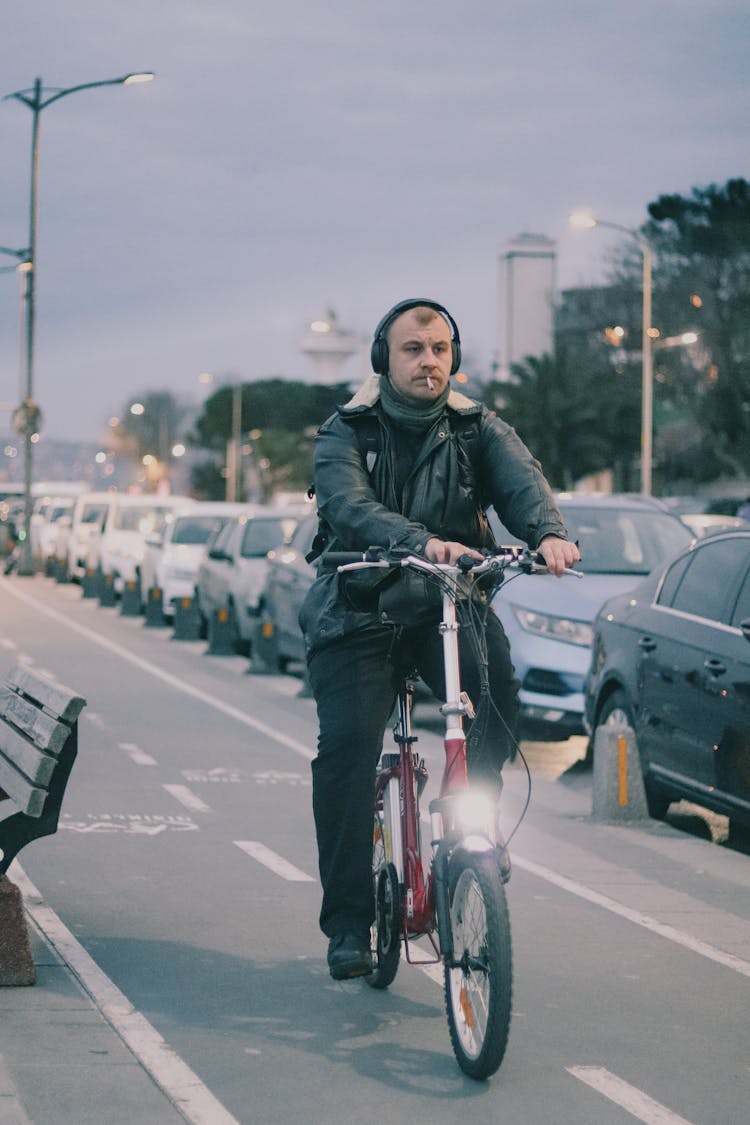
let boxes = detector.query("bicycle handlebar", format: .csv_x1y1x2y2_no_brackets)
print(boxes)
321,546,583,579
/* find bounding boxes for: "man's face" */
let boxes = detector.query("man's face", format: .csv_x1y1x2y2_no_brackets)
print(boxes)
386,309,453,401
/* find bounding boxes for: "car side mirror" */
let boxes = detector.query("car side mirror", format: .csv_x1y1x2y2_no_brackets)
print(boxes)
740,618,750,644
208,547,231,562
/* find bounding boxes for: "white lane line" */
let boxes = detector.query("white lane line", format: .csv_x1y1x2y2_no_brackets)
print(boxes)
234,840,314,882
0,578,314,762
119,741,157,766
515,855,750,979
163,784,212,813
568,1066,695,1125
10,861,240,1125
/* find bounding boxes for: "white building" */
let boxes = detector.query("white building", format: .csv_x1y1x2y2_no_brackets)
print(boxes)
497,234,556,379
299,308,358,385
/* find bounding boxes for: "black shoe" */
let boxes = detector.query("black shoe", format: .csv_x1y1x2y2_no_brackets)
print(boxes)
327,932,373,981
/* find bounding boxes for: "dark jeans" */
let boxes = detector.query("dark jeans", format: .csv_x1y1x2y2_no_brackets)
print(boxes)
308,612,519,938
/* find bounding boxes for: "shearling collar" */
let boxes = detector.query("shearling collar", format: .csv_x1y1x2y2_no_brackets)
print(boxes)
341,374,479,415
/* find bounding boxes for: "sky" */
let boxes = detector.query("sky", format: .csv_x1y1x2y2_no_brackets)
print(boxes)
1,0,748,445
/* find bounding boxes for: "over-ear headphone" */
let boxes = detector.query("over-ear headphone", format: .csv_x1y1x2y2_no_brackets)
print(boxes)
370,298,462,377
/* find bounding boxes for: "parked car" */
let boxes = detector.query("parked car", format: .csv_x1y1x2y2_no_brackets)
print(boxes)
489,494,694,741
32,496,75,566
59,491,117,582
139,501,252,618
96,494,191,591
252,511,318,669
585,529,750,830
195,507,307,652
678,512,750,538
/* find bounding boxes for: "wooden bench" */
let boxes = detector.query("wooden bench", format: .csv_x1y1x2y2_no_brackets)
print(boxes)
0,663,86,875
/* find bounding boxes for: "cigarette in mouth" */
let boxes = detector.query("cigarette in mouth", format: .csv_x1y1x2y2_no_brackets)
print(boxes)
426,377,434,390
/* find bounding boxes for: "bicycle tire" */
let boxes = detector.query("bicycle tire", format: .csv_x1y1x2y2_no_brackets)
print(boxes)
367,813,401,990
443,850,512,1080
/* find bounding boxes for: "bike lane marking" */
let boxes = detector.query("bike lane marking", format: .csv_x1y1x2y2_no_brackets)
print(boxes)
0,579,314,761
162,784,212,813
119,741,158,766
9,861,241,1125
514,854,750,979
234,840,315,882
567,1066,695,1125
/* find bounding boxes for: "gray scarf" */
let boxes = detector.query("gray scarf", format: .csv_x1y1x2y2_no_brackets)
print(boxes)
379,374,449,434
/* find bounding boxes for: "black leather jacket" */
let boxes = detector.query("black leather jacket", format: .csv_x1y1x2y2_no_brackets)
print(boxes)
299,375,568,654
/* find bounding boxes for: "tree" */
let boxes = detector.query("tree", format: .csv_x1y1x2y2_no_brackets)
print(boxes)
643,178,750,479
480,347,637,490
189,378,349,499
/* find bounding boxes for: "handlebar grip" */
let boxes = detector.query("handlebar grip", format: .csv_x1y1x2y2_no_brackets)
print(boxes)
320,547,385,570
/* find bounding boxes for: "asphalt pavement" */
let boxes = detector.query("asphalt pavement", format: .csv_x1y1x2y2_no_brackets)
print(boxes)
1,571,749,1125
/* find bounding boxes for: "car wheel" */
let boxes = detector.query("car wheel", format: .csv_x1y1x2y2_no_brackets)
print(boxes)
596,690,670,820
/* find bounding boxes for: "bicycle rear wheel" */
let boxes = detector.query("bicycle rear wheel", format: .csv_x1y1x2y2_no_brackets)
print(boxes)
367,812,401,990
443,850,512,1080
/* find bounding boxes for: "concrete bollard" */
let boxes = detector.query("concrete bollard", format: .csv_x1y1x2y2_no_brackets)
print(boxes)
172,596,203,641
0,874,36,986
206,606,236,655
120,578,142,617
144,586,167,627
98,572,117,607
592,723,649,821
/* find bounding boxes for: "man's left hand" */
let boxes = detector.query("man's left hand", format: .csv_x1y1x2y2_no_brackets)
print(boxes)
537,535,580,577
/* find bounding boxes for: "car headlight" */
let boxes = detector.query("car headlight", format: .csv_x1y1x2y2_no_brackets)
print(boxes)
514,607,593,647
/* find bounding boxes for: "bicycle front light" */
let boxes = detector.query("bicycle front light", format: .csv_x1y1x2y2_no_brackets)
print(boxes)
454,791,496,839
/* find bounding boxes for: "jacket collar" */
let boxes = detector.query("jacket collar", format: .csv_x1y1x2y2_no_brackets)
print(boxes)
340,374,480,416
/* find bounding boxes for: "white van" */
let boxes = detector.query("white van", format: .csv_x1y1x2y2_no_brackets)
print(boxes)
63,492,119,582
96,494,191,592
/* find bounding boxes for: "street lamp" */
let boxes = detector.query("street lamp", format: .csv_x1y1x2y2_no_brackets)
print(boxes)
569,211,654,496
3,71,155,574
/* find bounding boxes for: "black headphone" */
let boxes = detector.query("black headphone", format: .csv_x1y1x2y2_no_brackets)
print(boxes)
370,298,462,377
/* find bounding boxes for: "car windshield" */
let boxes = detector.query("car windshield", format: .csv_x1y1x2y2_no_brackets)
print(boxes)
561,506,693,575
81,504,109,525
241,517,296,558
171,515,228,545
114,506,171,532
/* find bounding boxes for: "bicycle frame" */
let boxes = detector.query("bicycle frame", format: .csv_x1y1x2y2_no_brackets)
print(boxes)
373,564,495,964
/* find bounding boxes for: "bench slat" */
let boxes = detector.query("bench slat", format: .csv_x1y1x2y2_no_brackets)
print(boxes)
0,721,58,788
0,754,46,816
0,688,71,756
4,666,86,724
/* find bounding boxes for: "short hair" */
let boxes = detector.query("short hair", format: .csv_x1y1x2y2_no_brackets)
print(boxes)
384,305,444,341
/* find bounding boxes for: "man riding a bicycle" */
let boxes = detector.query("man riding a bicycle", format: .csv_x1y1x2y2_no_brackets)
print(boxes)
300,298,580,981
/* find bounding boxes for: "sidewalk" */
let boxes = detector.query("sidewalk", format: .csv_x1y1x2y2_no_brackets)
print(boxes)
0,908,185,1125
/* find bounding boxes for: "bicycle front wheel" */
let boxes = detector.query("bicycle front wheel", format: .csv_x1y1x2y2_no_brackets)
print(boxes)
443,851,512,1080
367,812,401,990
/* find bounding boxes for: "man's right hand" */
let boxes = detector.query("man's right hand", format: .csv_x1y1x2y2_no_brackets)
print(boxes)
425,537,484,564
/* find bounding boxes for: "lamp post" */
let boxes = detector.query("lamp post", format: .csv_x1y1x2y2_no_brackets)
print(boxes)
3,71,155,574
569,211,654,496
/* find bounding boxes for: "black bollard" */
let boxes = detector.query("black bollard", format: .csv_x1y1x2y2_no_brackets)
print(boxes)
144,586,167,628
206,606,236,655
172,596,203,641
120,577,142,617
99,572,117,607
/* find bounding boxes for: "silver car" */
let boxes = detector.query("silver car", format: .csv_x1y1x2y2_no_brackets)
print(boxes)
195,507,307,652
